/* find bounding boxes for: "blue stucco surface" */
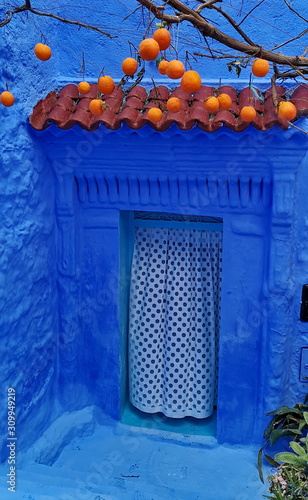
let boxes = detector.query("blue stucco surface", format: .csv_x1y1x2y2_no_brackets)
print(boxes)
0,407,269,500
0,2,60,463
2,1,308,497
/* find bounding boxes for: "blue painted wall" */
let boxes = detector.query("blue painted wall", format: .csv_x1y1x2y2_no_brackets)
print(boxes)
0,2,59,460
2,0,308,459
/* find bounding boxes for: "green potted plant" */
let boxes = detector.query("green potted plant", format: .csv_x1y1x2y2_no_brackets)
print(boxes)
259,396,308,499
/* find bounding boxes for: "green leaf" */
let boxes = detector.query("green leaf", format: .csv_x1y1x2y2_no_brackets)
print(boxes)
266,406,303,416
274,452,308,465
155,21,167,28
298,419,307,432
263,416,286,439
264,454,280,468
303,411,308,426
155,56,164,66
289,441,306,455
258,447,264,483
269,428,302,446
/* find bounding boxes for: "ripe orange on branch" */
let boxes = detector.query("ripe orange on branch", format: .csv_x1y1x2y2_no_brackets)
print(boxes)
158,60,169,75
180,70,202,93
1,91,15,107
98,75,115,95
204,96,219,113
78,82,91,94
148,107,163,123
89,99,104,115
153,28,171,50
278,101,297,121
122,58,138,76
166,97,182,113
34,43,52,61
252,59,270,77
139,38,160,61
240,106,257,121
217,93,232,110
166,60,185,79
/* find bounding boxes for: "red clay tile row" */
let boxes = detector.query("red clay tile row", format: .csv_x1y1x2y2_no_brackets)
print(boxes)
29,83,308,133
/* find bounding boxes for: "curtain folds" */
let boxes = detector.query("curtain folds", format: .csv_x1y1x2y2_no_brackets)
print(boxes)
129,226,222,419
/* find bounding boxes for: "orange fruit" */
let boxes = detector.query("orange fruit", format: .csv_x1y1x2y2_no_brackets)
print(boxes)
158,60,169,75
89,99,104,115
122,57,138,76
1,91,15,107
34,43,52,61
218,93,232,110
153,28,171,50
78,81,91,94
240,106,257,121
180,70,202,93
252,58,270,77
139,38,160,61
98,75,115,95
166,60,185,79
148,107,163,123
166,97,181,113
278,101,297,121
204,96,219,113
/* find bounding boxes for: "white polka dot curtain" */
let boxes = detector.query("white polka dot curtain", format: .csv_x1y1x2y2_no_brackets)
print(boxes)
129,226,222,419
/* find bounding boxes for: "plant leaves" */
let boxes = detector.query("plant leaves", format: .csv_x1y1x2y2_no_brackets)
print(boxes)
289,441,306,455
298,419,308,431
263,416,286,439
269,428,302,446
264,454,280,468
266,406,303,416
258,446,265,483
274,452,308,465
303,411,308,426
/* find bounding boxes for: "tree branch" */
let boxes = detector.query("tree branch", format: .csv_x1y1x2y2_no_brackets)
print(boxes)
283,0,308,24
272,28,308,52
287,121,308,135
301,47,308,57
237,0,266,28
196,0,222,14
210,4,255,45
0,4,28,28
0,3,115,38
136,0,308,68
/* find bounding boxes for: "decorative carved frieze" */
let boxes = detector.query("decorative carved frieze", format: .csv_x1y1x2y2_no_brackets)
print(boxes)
73,174,272,212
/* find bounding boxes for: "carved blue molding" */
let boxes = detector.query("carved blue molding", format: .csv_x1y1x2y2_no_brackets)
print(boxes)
73,173,272,212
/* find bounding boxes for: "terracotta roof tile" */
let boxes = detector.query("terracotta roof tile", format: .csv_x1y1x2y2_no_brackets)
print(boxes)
291,84,308,118
29,83,308,133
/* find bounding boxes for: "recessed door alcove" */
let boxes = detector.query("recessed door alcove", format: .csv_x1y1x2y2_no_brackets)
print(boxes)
119,210,223,436
40,124,307,444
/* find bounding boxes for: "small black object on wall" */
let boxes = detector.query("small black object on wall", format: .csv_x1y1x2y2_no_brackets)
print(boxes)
300,285,308,322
